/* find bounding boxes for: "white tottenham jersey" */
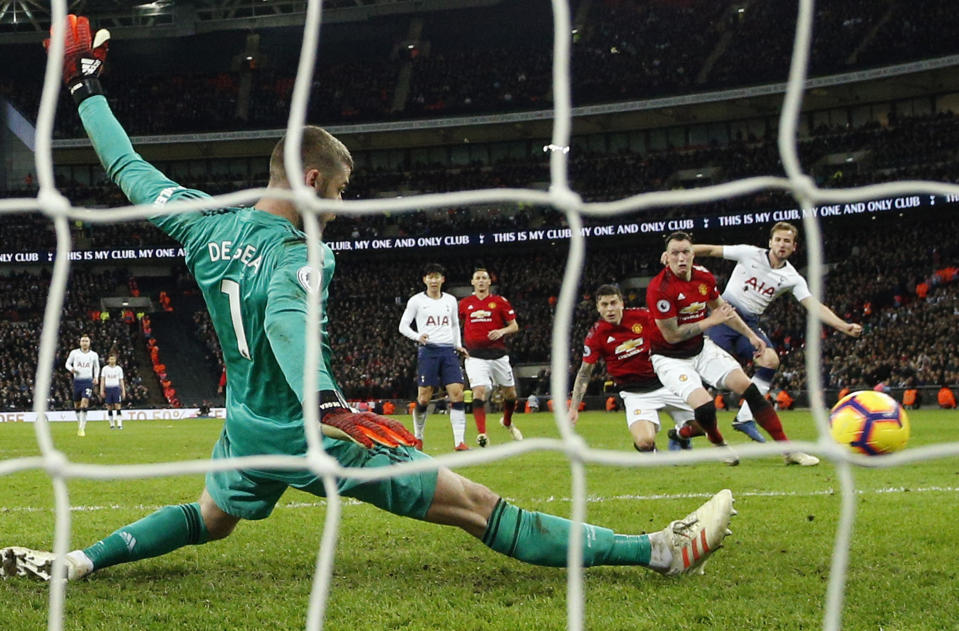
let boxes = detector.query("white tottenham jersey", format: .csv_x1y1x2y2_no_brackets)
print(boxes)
720,244,812,316
399,292,462,347
101,365,124,388
65,349,100,381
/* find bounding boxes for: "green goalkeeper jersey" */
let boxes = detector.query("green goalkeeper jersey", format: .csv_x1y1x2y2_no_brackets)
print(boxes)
79,95,339,458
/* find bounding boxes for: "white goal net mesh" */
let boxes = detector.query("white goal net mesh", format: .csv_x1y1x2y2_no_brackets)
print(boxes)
6,1,959,630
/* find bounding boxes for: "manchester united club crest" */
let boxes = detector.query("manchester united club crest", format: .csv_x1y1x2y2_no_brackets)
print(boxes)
698,283,708,295
631,323,643,334
488,302,497,309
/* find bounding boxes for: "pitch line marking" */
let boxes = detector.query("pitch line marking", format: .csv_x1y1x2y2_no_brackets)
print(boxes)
3,486,959,515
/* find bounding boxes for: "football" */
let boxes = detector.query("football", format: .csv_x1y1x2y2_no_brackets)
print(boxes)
829,391,910,455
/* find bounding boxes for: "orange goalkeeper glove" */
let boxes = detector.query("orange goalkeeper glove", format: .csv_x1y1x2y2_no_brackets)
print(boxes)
319,392,418,449
43,14,110,105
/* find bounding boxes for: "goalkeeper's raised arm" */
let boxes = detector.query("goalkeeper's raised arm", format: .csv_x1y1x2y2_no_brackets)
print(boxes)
51,15,214,247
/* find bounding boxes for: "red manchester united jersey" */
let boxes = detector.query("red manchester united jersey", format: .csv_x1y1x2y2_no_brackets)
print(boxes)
646,264,720,358
459,293,516,358
582,308,661,390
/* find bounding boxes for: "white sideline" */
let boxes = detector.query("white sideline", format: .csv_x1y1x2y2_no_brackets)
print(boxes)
6,486,959,515
0,408,227,423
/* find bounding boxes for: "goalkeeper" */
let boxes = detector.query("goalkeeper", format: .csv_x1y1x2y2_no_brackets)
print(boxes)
2,15,735,583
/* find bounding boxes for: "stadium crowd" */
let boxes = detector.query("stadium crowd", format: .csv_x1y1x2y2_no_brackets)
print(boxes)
5,110,959,255
4,0,959,136
2,0,959,408
0,269,152,411
0,200,956,409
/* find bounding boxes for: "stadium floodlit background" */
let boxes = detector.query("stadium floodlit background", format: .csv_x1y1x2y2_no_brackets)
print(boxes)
1,1,958,629
1,0,956,417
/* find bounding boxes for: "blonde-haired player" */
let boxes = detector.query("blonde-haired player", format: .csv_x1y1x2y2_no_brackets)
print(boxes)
100,353,126,430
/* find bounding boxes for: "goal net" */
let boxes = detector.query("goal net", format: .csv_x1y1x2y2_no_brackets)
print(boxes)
6,1,959,630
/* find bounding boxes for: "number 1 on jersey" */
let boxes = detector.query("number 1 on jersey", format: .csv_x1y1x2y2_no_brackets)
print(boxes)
220,279,251,360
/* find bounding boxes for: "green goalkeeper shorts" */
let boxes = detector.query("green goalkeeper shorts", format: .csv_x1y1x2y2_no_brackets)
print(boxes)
206,430,438,521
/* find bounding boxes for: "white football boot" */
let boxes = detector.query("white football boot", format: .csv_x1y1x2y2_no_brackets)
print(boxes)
499,417,523,440
656,489,736,576
784,451,820,466
0,547,91,581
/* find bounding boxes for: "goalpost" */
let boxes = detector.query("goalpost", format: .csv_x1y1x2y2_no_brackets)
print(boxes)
6,1,959,630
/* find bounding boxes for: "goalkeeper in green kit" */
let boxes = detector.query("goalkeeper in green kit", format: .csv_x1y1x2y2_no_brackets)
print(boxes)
1,15,736,585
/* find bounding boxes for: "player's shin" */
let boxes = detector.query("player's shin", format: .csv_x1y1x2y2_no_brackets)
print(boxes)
743,384,787,441
693,401,725,445
82,502,210,572
737,367,775,422
502,398,516,423
472,398,487,433
413,403,428,439
481,499,652,567
450,401,467,445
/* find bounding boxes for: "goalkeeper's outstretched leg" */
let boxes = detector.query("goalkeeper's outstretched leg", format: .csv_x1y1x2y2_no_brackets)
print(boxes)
425,468,735,575
1,469,735,581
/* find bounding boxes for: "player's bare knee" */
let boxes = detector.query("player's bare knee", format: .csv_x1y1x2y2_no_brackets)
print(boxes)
465,478,497,510
633,439,656,452
205,516,238,541
724,370,753,394
199,491,239,540
757,349,780,369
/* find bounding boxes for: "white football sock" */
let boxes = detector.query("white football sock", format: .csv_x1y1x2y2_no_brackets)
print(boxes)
413,408,427,439
450,408,467,445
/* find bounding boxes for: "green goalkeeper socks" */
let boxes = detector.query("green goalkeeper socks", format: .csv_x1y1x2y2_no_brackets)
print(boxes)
482,499,651,567
83,502,210,571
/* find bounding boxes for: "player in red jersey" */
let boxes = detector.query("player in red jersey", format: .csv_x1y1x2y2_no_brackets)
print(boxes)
459,267,523,446
646,232,818,466
569,285,694,452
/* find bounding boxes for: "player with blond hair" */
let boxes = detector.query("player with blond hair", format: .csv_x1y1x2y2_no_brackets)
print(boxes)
99,353,126,429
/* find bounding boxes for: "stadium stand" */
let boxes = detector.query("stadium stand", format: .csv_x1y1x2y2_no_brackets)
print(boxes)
4,1,959,135
2,1,959,410
3,199,953,410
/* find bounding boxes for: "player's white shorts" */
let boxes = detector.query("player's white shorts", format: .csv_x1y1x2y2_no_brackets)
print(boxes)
651,338,741,402
620,387,694,430
465,356,515,390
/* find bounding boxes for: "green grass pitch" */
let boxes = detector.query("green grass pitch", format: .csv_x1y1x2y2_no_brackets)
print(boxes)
2,408,958,630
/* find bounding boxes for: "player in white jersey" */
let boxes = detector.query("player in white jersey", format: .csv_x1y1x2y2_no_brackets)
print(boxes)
399,263,470,450
65,334,100,437
694,222,863,443
99,354,126,430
